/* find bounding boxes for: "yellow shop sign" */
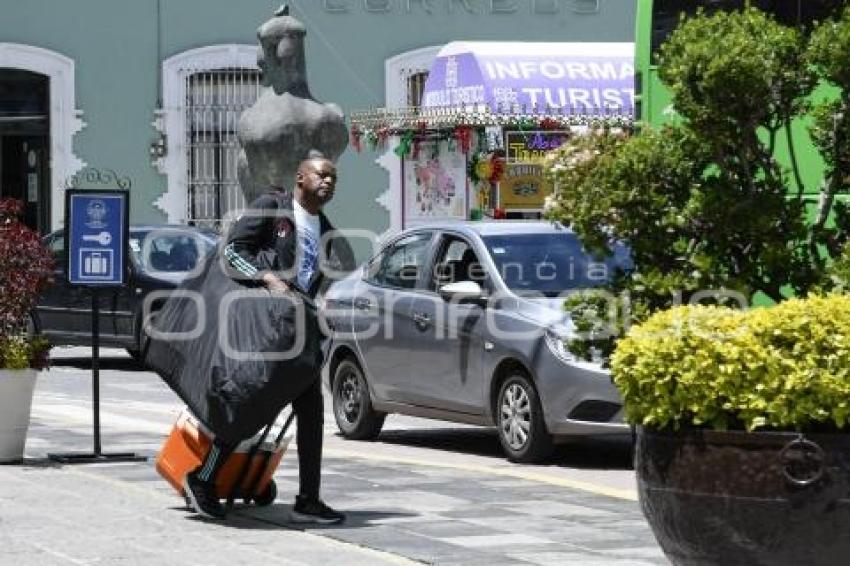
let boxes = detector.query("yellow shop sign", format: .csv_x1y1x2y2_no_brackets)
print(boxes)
498,163,553,210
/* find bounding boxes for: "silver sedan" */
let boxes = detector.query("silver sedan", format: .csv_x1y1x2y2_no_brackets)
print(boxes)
323,221,632,463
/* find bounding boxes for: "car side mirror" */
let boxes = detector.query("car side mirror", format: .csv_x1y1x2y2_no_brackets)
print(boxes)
439,281,487,306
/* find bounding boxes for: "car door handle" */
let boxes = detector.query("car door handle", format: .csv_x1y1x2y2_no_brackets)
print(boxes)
412,312,431,330
353,298,372,311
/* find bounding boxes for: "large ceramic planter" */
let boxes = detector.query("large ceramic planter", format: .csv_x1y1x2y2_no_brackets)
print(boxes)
0,369,38,463
636,427,850,566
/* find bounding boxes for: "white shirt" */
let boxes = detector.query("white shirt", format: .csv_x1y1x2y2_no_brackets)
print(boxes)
293,199,321,292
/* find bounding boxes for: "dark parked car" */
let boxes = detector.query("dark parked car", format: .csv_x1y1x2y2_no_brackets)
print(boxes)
33,225,218,360
323,221,633,463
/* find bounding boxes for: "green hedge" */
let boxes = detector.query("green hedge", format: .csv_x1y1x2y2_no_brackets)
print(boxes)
611,294,850,432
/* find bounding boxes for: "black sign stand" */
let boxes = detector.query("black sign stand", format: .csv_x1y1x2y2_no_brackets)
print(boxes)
49,190,146,465
48,289,146,464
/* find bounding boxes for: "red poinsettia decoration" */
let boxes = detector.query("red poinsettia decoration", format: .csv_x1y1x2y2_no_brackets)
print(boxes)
538,117,561,130
350,127,363,153
454,126,473,154
488,152,506,183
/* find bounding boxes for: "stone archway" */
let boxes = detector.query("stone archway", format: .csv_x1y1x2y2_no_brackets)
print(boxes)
376,45,441,238
0,43,85,231
0,69,50,232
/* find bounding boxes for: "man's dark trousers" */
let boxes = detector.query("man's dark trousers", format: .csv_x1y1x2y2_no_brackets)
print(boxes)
293,375,323,499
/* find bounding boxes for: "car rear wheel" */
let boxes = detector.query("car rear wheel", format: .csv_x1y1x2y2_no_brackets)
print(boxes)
127,312,151,367
332,358,385,440
496,373,553,463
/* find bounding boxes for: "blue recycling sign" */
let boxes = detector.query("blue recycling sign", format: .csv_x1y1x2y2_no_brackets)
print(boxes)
66,190,129,286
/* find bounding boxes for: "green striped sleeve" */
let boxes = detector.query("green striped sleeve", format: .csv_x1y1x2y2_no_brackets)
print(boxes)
224,243,259,278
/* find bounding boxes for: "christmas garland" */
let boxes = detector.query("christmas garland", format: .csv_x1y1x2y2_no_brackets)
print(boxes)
349,112,633,154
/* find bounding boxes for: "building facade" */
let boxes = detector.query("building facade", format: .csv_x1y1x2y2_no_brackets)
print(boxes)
0,0,635,256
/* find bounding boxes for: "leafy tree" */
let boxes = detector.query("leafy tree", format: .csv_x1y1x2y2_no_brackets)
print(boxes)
808,7,850,259
544,6,850,361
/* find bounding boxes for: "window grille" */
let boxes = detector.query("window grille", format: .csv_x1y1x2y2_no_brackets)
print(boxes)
406,71,429,108
185,68,261,229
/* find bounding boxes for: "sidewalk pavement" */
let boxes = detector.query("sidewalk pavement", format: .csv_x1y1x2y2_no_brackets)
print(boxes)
1,454,666,566
0,350,669,565
0,459,412,566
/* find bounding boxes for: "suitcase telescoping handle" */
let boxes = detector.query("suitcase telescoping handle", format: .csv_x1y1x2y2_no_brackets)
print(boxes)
241,410,297,504
274,410,297,446
226,408,297,510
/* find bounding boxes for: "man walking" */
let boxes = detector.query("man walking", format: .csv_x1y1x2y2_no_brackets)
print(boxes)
183,153,355,522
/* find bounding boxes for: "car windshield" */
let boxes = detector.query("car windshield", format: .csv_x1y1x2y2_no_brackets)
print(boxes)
482,232,632,297
130,230,218,273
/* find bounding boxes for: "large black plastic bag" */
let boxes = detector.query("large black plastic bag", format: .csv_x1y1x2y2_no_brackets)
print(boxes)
145,254,323,445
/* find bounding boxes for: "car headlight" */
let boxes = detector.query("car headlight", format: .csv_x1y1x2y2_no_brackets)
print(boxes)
544,326,576,364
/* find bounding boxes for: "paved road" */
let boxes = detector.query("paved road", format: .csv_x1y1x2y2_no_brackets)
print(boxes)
2,347,668,565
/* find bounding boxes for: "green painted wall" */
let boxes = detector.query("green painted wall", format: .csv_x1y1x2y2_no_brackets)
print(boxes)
1,0,635,245
1,0,160,226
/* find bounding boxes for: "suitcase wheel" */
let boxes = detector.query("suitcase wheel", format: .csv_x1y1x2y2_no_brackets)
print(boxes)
248,480,277,507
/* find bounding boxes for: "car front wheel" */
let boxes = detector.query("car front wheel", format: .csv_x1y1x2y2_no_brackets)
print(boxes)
496,373,553,463
332,358,385,440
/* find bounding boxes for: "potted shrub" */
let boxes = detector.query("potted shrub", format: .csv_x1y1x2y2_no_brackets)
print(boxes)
611,296,850,565
541,6,850,565
0,198,53,462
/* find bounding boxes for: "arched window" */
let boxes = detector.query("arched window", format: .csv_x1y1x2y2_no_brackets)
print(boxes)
406,71,429,109
155,45,259,227
184,68,261,227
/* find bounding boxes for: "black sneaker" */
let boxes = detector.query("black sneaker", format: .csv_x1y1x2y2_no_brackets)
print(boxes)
183,469,226,520
290,496,346,525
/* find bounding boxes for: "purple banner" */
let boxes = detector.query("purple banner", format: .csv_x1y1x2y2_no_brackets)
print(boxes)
422,46,635,115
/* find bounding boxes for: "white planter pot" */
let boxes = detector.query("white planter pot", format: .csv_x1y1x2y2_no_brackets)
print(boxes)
0,369,38,463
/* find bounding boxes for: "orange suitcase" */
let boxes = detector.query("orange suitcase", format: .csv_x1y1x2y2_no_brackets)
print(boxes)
156,409,292,506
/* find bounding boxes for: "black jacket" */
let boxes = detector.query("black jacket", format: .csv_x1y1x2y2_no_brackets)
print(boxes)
225,190,356,298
